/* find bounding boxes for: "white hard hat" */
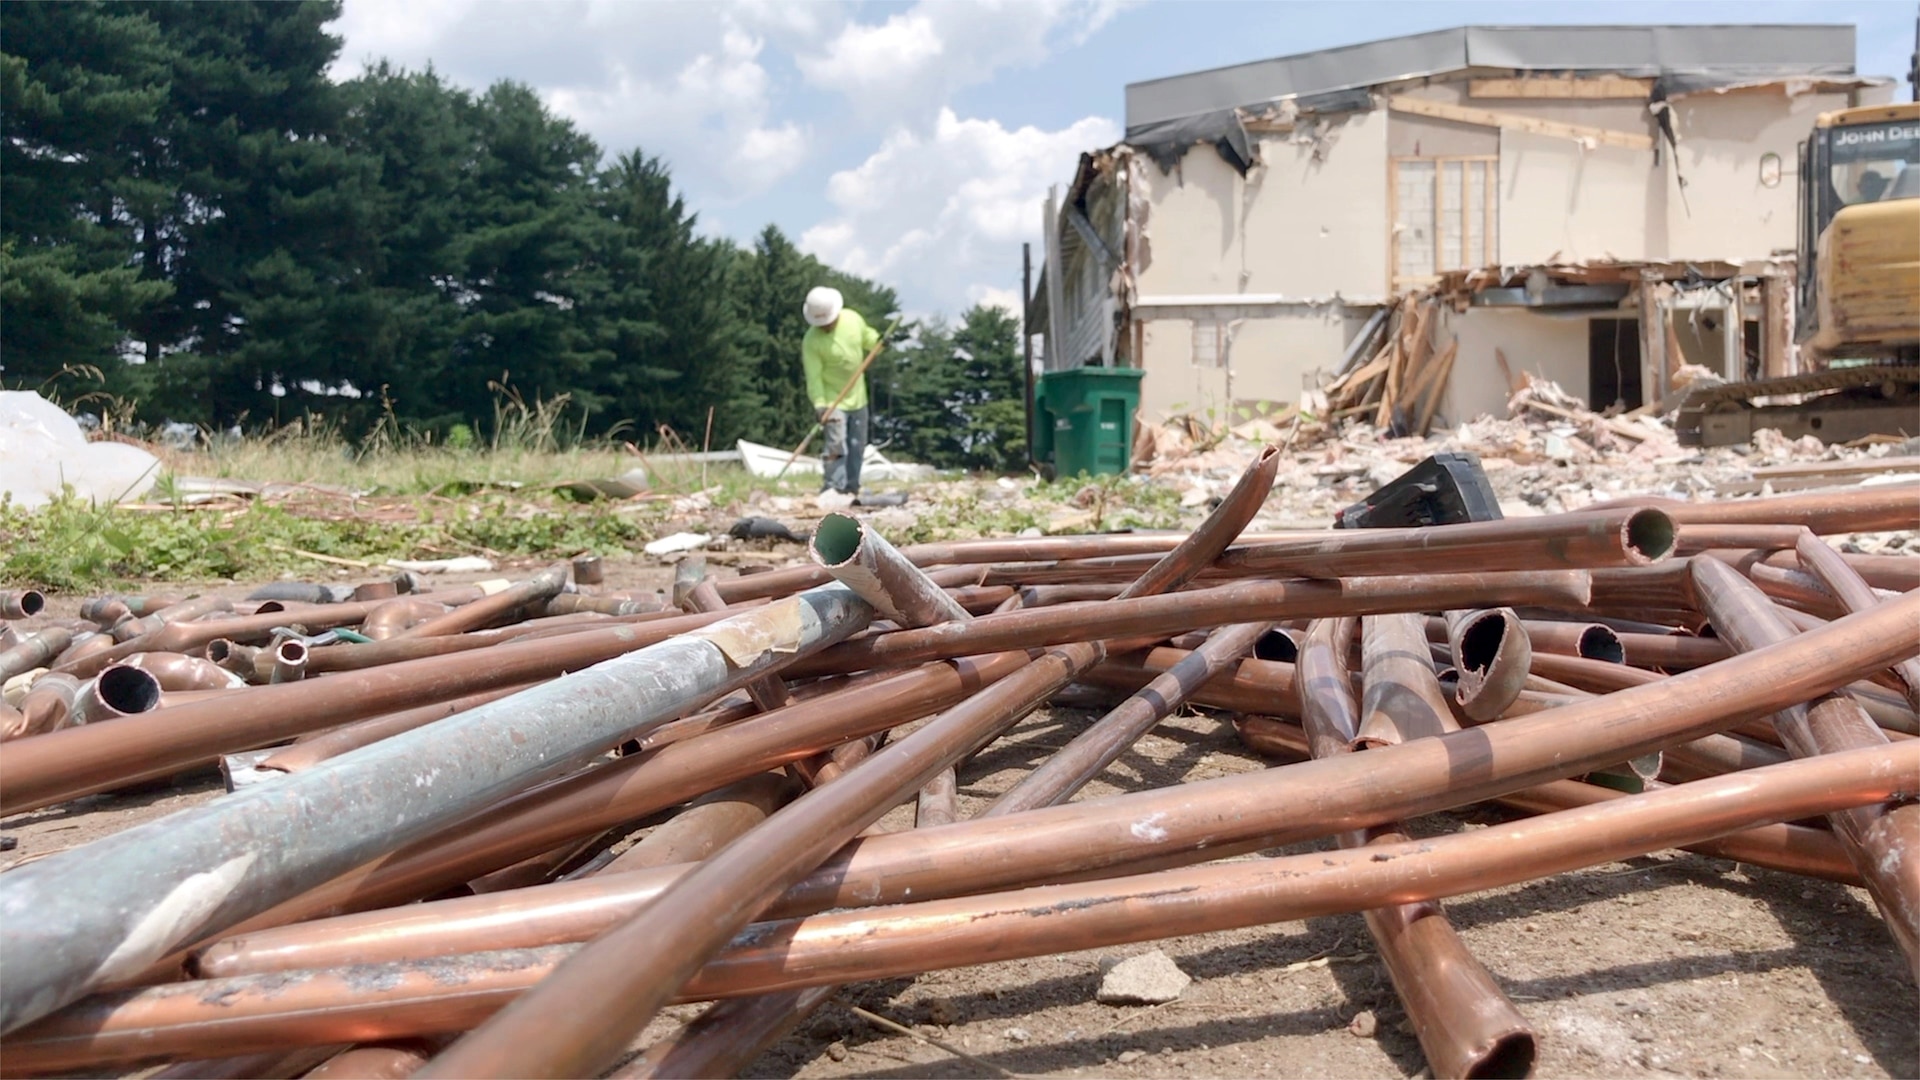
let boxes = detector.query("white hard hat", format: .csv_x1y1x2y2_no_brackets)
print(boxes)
803,286,844,328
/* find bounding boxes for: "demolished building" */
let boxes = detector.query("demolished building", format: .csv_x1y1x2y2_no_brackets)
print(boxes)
1028,24,1896,427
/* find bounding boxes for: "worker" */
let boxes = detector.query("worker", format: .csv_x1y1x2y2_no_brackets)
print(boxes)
801,285,879,495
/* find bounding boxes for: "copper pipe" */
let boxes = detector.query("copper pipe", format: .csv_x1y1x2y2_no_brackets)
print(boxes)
77,598,132,629
269,640,310,684
1221,505,1672,579
72,665,164,725
1796,531,1920,712
11,673,81,739
1592,482,1920,533
0,607,771,816
543,593,662,617
201,652,1033,936
1353,613,1457,749
986,620,1273,816
1122,444,1282,598
0,628,74,683
571,555,604,585
1761,548,1920,592
1673,523,1809,554
302,1042,435,1080
0,586,878,1038
1748,561,1850,618
787,571,1592,678
811,512,972,626
299,604,742,676
49,630,115,673
1660,731,1790,782
149,1045,343,1079
185,592,1920,989
1295,616,1535,1077
360,598,449,641
1611,630,1728,670
111,594,233,642
0,623,15,651
1443,609,1530,723
915,767,959,828
1018,583,1128,605
601,774,796,875
610,987,837,1079
1691,558,1920,975
19,742,1915,1074
56,600,396,681
121,652,243,692
422,451,1285,1078
1515,619,1622,663
259,685,539,774
351,579,399,603
1,589,45,620
398,566,568,638
465,832,611,895
205,639,264,683
1234,714,1859,884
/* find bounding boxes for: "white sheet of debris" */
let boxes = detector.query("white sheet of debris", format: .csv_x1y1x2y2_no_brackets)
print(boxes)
0,391,161,509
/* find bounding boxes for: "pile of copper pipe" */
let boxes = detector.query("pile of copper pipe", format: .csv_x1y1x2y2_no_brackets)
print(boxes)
0,474,1915,1079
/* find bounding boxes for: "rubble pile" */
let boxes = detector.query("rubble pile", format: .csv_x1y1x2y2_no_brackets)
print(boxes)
0,450,1916,1078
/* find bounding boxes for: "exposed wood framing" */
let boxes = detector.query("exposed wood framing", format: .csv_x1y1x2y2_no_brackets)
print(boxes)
1761,267,1797,379
1389,156,1498,291
1637,274,1668,405
1468,75,1654,100
1386,96,1654,151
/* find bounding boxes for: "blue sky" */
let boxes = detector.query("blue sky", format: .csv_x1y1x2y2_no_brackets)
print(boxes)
328,0,1917,319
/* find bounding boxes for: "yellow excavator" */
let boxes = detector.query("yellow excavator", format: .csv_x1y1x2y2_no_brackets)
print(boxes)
1678,96,1920,446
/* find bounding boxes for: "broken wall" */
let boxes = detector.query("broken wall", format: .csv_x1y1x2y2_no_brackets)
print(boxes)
1662,85,1854,260
1135,312,1357,422
1439,307,1592,424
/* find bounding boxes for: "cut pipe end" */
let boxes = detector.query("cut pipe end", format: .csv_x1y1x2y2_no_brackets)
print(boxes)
1576,624,1625,664
1465,1031,1538,1080
1623,508,1677,565
3,590,46,619
96,665,163,717
810,513,865,569
1253,629,1299,664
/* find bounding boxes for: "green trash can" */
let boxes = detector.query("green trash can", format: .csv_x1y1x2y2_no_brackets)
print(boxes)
1035,366,1143,478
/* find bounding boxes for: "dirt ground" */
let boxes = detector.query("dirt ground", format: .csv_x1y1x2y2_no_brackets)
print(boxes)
4,553,1916,1079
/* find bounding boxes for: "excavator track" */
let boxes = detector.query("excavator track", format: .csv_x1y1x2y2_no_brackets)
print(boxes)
1676,365,1920,447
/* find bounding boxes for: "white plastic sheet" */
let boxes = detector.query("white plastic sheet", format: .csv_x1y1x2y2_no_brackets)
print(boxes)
0,391,161,509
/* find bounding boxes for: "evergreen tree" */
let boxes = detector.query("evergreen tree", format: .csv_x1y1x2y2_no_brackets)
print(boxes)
0,1,172,386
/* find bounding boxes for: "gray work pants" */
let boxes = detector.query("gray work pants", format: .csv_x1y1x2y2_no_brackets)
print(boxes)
820,407,868,495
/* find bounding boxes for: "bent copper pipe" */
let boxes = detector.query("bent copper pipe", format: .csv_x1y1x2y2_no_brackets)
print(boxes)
1692,557,1920,976
422,451,1283,1078
1795,531,1920,712
1444,609,1530,723
611,986,838,1080
543,593,662,617
786,570,1592,678
398,566,569,638
110,595,233,642
1354,613,1458,749
1,589,45,620
23,741,1916,1074
194,596,1920,983
11,673,81,739
302,1042,435,1080
985,620,1273,817
360,598,449,641
1296,616,1534,1077
121,652,243,692
259,685,539,774
78,597,132,629
72,665,165,726
915,767,959,828
0,628,74,683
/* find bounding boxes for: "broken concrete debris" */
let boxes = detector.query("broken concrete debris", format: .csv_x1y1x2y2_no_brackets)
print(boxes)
1097,950,1193,1005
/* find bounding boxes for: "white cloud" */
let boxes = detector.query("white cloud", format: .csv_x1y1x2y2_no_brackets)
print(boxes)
802,108,1119,316
797,0,1126,123
326,0,842,202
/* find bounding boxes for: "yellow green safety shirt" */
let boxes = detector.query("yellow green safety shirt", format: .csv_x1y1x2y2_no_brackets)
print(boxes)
801,308,879,412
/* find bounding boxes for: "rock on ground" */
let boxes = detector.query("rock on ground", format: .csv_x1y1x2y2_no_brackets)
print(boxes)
1097,949,1192,1005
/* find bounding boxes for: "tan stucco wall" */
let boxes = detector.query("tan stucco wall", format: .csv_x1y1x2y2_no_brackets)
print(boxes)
1662,86,1854,261
1135,312,1356,422
1498,130,1662,265
1438,307,1593,424
1135,109,1389,299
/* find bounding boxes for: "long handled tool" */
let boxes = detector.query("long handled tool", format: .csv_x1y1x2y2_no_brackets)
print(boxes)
774,315,901,482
